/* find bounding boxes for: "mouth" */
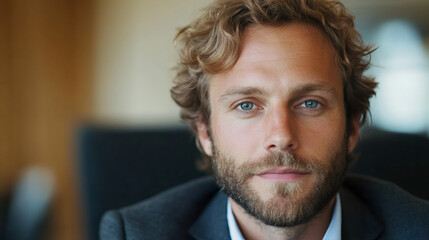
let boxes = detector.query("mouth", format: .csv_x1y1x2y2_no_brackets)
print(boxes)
257,167,310,182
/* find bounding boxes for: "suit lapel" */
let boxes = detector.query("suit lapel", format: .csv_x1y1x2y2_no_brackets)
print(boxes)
189,191,231,240
340,187,384,240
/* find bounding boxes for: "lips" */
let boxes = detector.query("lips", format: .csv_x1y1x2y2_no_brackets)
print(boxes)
257,167,309,181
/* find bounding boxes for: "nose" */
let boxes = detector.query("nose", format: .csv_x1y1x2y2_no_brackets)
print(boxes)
263,104,298,152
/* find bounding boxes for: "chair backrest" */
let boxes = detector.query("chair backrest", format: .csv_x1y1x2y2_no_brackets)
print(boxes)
77,125,206,240
349,128,429,200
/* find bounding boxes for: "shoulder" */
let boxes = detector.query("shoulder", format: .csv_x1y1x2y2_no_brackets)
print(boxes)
99,176,219,240
343,174,429,212
342,174,429,238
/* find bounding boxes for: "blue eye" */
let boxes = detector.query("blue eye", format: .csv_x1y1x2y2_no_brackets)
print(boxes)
303,100,319,108
238,102,254,111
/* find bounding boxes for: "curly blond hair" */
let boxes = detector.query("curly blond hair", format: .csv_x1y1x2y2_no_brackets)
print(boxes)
171,0,377,169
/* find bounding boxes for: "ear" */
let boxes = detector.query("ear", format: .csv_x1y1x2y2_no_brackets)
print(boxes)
348,115,361,153
196,118,213,156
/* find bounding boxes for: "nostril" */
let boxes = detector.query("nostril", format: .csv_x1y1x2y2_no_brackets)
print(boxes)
267,144,276,150
266,141,297,152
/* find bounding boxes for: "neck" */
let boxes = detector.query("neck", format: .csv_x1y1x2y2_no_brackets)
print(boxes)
229,196,336,240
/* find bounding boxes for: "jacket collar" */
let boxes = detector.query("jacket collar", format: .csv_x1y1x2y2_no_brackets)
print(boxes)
188,191,231,240
189,186,384,240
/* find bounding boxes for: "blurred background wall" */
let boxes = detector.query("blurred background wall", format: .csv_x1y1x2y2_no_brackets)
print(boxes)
0,0,427,239
0,0,93,239
348,0,429,134
93,0,211,125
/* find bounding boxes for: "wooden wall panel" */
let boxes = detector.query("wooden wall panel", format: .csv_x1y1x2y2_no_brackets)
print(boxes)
0,0,17,196
0,0,94,239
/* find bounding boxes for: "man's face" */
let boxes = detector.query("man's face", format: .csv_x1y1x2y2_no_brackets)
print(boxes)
197,23,360,227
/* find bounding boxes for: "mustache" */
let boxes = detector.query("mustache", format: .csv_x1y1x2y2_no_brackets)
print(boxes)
235,151,324,177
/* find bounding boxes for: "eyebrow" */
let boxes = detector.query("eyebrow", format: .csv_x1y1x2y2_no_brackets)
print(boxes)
219,87,269,101
290,83,337,97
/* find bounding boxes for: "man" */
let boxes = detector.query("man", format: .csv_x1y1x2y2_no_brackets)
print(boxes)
100,0,429,239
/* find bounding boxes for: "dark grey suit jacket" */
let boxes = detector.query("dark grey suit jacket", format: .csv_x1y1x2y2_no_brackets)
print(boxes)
100,175,429,240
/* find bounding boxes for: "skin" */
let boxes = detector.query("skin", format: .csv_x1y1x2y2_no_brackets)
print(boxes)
197,23,360,240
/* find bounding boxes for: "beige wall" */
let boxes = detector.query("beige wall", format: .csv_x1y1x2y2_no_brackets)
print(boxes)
93,0,211,125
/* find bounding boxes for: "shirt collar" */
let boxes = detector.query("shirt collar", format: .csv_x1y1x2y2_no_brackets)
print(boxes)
227,193,342,240
227,199,245,240
322,193,342,240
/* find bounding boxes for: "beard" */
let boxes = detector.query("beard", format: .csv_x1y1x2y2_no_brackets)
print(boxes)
211,136,348,228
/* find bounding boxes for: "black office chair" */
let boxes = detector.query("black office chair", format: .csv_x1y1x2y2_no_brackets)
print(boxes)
77,125,206,240
349,128,429,200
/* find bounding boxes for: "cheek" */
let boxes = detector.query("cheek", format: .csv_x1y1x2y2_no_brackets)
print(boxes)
211,114,262,163
297,112,346,158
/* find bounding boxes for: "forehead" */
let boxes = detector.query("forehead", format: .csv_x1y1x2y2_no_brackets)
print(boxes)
209,23,342,97
238,23,337,71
